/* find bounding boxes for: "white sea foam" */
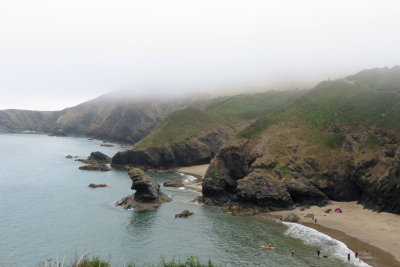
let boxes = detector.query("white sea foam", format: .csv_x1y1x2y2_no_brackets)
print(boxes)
184,174,197,183
282,221,371,266
178,187,185,190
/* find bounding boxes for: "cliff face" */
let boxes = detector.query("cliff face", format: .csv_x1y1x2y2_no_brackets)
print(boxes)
202,126,400,214
112,129,232,168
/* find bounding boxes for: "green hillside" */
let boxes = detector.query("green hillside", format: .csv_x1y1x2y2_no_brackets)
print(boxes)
134,90,305,148
241,66,400,138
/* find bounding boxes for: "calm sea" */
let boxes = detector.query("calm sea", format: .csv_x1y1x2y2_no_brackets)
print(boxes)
0,134,366,266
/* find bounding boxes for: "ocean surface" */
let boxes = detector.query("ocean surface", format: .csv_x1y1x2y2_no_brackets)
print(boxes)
0,134,368,266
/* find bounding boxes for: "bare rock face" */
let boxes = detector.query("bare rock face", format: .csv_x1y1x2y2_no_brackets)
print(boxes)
115,168,170,211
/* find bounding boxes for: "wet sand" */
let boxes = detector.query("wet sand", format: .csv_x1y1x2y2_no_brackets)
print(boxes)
268,201,400,266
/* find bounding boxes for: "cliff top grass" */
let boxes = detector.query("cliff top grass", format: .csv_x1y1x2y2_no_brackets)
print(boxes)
134,90,305,148
240,66,400,139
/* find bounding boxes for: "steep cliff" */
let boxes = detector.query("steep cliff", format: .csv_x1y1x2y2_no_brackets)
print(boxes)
203,66,400,214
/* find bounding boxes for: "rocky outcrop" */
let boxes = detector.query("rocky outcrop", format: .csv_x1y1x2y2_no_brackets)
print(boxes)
112,131,231,169
115,168,170,211
202,127,400,214
78,151,111,164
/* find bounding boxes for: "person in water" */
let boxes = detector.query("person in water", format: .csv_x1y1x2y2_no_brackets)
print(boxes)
317,250,320,257
348,253,351,261
355,251,358,258
268,242,272,247
291,250,295,256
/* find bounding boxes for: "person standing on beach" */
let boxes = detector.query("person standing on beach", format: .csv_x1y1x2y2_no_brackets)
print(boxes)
348,253,350,261
317,250,320,257
355,252,358,258
314,218,317,223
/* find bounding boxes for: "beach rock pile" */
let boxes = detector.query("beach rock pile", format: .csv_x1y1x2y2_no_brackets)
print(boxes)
175,210,193,218
281,212,299,222
115,168,170,211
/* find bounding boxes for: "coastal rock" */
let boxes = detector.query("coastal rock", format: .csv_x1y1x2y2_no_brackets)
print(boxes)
100,143,114,147
80,151,111,164
88,183,107,188
163,181,184,187
281,212,299,222
115,168,170,211
175,210,193,218
79,164,111,171
65,155,73,159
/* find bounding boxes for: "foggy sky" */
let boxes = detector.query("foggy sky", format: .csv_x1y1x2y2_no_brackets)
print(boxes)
1,0,400,110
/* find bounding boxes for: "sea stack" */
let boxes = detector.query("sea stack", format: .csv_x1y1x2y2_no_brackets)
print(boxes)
116,168,170,211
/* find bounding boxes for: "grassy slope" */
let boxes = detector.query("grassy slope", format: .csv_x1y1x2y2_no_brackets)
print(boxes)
241,66,400,139
134,90,305,148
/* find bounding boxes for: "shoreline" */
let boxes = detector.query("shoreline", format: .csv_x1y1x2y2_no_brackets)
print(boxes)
174,164,400,266
267,201,400,267
176,164,209,192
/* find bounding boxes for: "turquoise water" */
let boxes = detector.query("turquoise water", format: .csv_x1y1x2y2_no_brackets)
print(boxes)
0,134,362,266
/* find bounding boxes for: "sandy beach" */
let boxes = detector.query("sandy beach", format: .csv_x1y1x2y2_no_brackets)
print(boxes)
268,201,400,266
177,164,209,177
177,164,209,192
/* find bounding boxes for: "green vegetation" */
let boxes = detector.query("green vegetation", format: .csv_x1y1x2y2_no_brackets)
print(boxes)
135,90,305,148
135,107,221,148
364,134,380,148
240,66,400,139
324,133,346,149
39,255,220,267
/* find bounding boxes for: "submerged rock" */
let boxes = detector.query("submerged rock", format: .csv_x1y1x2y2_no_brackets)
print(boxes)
116,168,171,211
79,165,111,171
88,183,107,188
175,210,193,218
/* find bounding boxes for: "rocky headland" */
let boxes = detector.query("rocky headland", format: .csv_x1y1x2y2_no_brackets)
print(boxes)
115,168,170,211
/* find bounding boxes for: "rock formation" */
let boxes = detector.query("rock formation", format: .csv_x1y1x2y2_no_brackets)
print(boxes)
115,168,170,211
175,210,193,218
163,181,184,187
78,151,111,164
